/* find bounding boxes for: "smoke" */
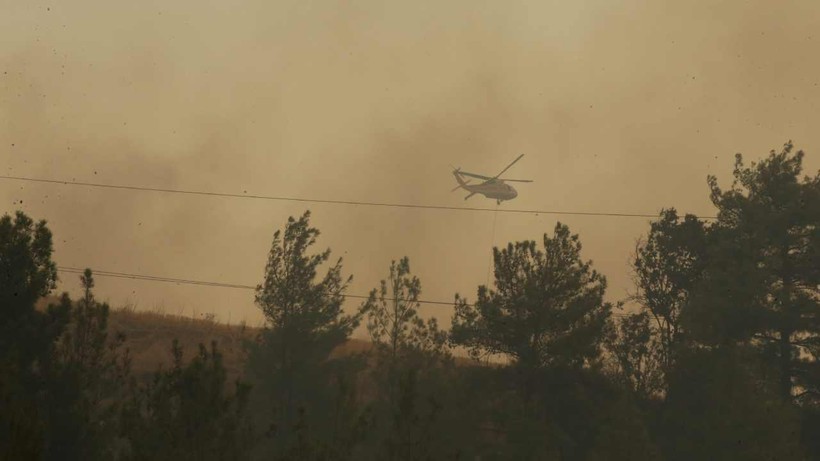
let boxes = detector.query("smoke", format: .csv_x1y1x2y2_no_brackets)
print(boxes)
2,0,818,333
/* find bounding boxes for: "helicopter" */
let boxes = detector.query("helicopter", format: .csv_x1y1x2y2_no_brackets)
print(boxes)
451,154,533,205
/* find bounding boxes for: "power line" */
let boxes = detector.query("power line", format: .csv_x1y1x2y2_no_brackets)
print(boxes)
1,175,717,220
56,266,454,306
56,266,631,317
59,267,256,290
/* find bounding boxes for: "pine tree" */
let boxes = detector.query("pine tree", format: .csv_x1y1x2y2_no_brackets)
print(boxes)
706,141,819,403
44,269,131,460
0,211,65,460
120,340,252,461
631,208,709,373
451,222,612,373
605,311,664,400
245,211,365,458
360,257,450,460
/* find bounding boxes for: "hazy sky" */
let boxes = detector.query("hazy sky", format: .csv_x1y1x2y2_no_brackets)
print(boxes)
2,0,819,337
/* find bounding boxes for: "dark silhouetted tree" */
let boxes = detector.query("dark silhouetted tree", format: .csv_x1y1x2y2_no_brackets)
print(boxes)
359,257,451,460
450,223,625,459
43,269,131,460
363,257,449,367
0,211,66,461
631,208,708,373
678,223,769,347
661,347,805,461
605,311,664,400
706,141,819,403
245,211,365,458
585,391,661,461
120,339,252,461
451,222,612,374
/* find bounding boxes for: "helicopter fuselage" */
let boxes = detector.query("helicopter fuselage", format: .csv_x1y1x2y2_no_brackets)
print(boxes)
450,155,530,204
457,176,518,202
468,180,518,200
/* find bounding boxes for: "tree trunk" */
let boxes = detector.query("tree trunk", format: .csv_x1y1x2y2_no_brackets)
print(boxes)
779,245,795,401
778,328,792,401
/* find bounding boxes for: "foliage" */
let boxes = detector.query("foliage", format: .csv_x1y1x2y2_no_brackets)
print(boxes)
245,210,366,458
359,258,452,460
678,223,770,346
585,391,661,461
363,257,449,366
0,211,58,326
631,208,708,371
0,211,63,373
0,140,817,460
605,310,664,400
660,347,805,461
706,141,820,402
451,222,612,372
41,270,132,460
0,211,65,461
120,339,252,461
381,368,444,461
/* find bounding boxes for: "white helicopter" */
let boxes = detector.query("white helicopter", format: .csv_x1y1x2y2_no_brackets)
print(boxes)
451,154,533,205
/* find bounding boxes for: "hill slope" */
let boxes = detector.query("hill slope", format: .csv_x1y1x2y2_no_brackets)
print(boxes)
37,297,472,383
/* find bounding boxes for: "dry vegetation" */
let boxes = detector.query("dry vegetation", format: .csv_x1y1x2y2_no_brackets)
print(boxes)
109,306,253,383
110,307,381,383
37,296,470,385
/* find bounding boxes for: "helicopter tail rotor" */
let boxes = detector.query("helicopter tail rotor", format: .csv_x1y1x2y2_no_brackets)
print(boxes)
451,168,471,191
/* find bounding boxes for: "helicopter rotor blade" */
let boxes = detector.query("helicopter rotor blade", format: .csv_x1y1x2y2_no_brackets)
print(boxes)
458,171,493,180
492,154,525,180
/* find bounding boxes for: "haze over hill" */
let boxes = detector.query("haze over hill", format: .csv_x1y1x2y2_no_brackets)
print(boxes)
3,0,819,340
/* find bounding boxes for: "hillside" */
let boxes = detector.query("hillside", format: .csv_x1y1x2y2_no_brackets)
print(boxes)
108,307,375,383
35,296,472,384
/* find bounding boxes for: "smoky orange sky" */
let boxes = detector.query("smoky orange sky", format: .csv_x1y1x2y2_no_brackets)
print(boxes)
2,0,819,338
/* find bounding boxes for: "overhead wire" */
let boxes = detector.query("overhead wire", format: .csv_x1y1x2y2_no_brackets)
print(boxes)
56,266,632,317
56,266,456,307
0,175,718,220
3,173,647,317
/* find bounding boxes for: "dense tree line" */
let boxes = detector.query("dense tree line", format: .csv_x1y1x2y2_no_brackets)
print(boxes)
1,141,818,460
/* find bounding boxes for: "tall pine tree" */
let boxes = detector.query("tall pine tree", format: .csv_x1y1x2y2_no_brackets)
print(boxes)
706,141,819,403
245,211,365,458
